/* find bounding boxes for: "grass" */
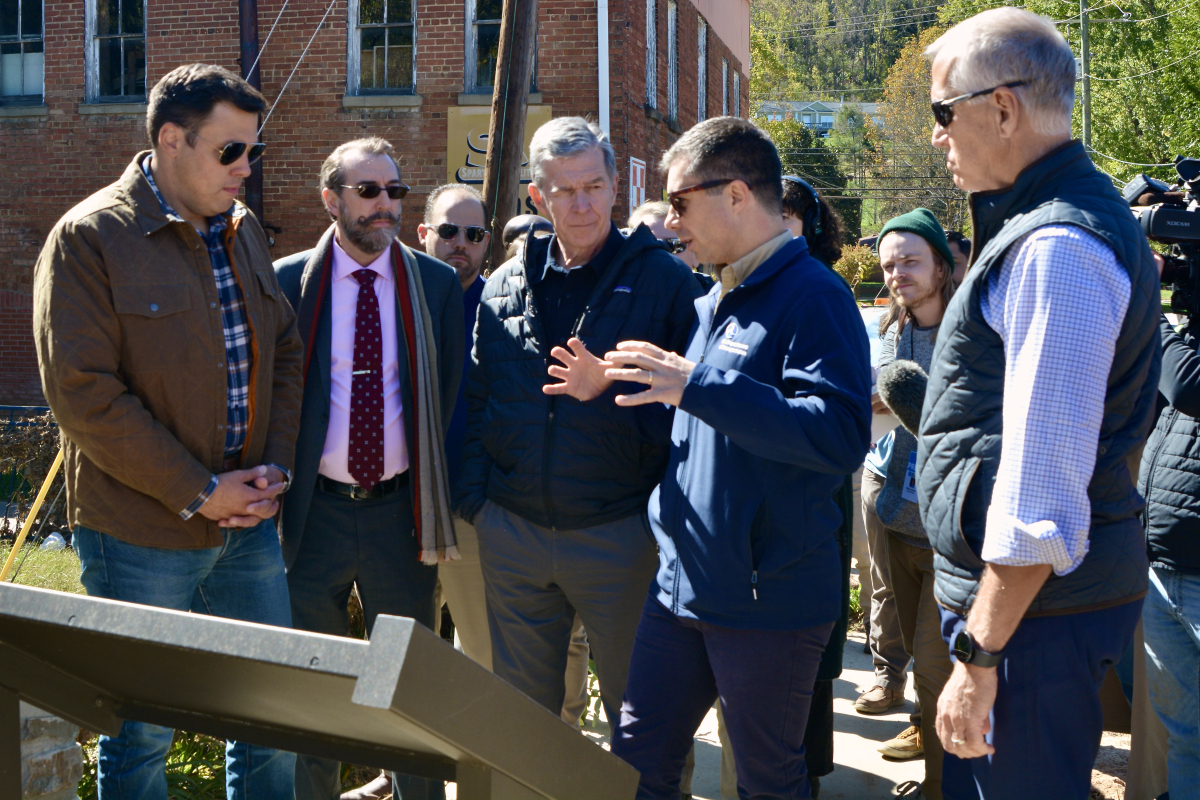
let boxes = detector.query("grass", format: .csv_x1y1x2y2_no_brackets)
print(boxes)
0,543,84,594
849,582,865,632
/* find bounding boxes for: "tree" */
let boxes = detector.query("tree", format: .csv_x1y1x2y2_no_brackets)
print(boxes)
868,26,967,231
761,118,863,242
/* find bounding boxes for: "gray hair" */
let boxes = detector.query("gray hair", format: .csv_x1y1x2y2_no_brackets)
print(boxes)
319,137,401,194
628,200,670,229
925,8,1075,137
528,117,617,187
423,183,486,224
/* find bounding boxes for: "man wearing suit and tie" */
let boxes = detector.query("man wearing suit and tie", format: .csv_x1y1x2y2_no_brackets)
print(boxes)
274,137,464,800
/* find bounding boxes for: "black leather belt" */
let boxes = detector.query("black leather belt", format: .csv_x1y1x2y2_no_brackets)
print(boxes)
222,455,241,472
316,472,409,501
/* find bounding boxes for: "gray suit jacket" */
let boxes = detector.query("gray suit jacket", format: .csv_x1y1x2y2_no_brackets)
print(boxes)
274,241,464,568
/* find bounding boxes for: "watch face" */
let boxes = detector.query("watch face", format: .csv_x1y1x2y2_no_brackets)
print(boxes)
952,631,973,663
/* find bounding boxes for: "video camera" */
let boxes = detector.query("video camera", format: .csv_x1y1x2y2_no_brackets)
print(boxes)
1125,157,1200,316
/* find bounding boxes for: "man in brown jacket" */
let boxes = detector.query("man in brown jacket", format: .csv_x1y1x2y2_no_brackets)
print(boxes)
33,63,303,800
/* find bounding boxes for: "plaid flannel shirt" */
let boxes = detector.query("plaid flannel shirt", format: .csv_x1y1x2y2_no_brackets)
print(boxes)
141,159,287,520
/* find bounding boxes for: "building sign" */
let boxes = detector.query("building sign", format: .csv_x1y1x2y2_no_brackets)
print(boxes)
629,157,647,216
447,105,554,216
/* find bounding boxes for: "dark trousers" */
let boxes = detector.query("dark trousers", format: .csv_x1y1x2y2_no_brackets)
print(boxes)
612,595,833,800
287,485,442,800
939,599,1143,800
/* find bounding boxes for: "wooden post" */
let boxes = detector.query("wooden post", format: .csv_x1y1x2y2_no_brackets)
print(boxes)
481,0,538,270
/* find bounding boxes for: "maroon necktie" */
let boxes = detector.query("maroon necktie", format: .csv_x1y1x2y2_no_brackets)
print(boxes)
349,269,384,490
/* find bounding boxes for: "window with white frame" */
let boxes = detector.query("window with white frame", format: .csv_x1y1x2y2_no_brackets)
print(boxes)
666,0,677,120
347,0,415,94
733,70,739,117
696,17,706,122
721,58,727,116
0,0,43,103
464,0,535,93
644,0,656,108
84,0,145,101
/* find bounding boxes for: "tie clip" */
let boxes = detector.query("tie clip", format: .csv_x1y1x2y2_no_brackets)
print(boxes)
353,369,374,375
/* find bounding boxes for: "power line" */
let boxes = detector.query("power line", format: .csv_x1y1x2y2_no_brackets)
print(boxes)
247,0,291,79
1086,147,1178,166
1086,47,1200,80
259,0,339,133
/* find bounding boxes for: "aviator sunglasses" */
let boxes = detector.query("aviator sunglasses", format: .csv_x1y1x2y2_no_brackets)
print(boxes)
435,223,489,244
663,238,687,255
341,182,411,200
931,80,1028,128
182,127,266,166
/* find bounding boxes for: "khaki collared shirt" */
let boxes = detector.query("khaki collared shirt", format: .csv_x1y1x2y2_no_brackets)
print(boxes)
715,231,794,306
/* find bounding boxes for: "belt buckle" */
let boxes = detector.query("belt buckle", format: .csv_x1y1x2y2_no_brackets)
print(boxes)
351,484,370,501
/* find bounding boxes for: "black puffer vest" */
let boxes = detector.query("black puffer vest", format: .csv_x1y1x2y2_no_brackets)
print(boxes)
917,141,1161,616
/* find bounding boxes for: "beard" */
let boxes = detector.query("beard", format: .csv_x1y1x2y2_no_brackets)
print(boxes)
338,201,402,255
895,276,940,314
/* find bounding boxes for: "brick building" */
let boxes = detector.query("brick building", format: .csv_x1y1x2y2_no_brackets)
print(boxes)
0,0,748,404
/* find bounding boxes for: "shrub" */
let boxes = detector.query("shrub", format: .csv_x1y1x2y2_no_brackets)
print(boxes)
833,245,880,290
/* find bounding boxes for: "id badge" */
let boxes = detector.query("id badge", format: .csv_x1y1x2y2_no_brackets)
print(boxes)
902,451,919,503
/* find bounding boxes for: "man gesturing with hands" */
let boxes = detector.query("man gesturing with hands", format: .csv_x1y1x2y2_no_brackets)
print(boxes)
554,117,871,799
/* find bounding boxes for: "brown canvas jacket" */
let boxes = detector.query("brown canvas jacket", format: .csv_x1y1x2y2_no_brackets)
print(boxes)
33,152,304,549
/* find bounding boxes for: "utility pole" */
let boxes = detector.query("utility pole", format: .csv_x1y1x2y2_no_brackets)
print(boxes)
239,0,264,222
1080,0,1092,148
481,0,538,269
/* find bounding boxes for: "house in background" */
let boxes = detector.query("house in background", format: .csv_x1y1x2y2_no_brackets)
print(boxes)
0,0,748,404
758,99,881,136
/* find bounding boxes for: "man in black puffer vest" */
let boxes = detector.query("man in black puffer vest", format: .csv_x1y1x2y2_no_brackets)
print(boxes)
916,9,1161,800
1138,305,1200,796
455,117,701,727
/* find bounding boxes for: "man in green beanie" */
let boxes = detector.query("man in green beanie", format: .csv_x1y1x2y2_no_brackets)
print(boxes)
861,207,956,799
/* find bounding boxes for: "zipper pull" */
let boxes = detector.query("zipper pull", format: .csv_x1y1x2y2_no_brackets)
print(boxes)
751,570,758,601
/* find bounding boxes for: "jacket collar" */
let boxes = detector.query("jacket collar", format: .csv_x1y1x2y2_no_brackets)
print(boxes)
119,150,247,238
723,234,811,296
968,139,1093,258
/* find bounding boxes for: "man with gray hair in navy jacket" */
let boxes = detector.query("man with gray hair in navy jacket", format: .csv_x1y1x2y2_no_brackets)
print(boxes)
552,117,871,799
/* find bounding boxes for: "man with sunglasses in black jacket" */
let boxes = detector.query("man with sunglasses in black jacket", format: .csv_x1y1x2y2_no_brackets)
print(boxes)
274,138,464,800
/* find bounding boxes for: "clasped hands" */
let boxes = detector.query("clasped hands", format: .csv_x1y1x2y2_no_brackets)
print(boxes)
543,337,696,407
197,464,287,528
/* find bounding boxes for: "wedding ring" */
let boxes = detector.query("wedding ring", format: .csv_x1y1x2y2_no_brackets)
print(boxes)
647,370,653,386
951,737,967,746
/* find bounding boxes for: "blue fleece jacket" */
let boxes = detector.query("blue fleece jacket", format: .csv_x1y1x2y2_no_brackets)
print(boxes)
649,235,872,631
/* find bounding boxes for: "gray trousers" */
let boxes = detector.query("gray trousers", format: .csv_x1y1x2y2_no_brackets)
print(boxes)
861,469,910,691
474,500,658,727
435,518,591,724
287,486,443,800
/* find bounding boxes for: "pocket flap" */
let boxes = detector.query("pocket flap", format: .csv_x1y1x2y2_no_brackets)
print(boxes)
111,283,191,318
255,271,279,299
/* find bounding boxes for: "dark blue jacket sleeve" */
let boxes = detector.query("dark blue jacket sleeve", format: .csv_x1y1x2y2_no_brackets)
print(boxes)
1158,315,1200,418
678,287,871,473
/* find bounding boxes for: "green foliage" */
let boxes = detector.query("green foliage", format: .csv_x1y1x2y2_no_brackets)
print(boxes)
849,582,864,630
78,732,228,800
582,659,604,727
750,0,943,104
828,105,870,152
760,118,863,241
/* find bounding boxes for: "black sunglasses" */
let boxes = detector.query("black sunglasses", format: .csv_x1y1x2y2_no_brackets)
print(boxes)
184,127,266,166
436,222,488,244
341,183,411,200
931,80,1028,128
667,178,738,215
663,238,687,255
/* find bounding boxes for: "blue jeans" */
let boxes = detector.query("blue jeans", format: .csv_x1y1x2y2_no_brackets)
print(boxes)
611,595,833,800
74,520,295,800
1144,566,1200,800
939,599,1142,800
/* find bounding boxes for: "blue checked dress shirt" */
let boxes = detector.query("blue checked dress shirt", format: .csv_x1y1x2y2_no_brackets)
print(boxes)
979,225,1131,576
140,158,283,520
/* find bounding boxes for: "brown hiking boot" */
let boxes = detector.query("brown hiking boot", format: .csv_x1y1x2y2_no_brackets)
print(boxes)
854,685,905,715
878,725,924,760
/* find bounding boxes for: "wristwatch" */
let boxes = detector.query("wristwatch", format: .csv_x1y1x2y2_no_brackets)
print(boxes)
952,630,1004,668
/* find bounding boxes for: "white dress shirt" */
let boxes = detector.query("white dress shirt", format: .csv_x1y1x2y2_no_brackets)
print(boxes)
979,225,1131,576
319,239,408,483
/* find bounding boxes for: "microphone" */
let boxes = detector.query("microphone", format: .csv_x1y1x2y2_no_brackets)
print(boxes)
877,360,928,437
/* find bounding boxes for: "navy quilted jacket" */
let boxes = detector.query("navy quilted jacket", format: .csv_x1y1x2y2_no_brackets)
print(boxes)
455,224,702,529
